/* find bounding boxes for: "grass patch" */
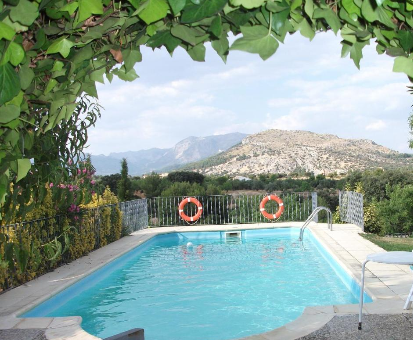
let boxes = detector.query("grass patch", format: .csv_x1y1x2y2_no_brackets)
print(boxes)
361,233,413,251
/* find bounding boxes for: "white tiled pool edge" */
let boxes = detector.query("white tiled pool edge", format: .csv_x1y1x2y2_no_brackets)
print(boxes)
1,223,412,340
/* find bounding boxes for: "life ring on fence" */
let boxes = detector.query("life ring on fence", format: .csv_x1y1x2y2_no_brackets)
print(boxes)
179,197,203,223
260,195,284,220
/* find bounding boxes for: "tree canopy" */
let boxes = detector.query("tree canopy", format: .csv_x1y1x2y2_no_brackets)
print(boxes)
1,0,413,220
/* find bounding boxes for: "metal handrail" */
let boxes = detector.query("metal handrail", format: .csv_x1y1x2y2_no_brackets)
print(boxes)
298,206,332,241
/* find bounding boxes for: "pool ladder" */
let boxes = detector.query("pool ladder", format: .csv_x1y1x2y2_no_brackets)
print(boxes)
299,207,332,241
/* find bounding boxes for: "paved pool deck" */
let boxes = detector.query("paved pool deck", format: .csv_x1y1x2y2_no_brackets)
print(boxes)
0,222,412,340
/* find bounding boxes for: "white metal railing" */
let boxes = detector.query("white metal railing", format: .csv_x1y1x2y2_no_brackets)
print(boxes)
298,206,332,241
147,193,316,227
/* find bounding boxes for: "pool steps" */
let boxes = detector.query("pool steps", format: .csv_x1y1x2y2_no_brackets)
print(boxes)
299,206,332,241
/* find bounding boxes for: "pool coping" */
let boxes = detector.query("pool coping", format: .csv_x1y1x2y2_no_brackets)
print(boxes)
0,222,412,340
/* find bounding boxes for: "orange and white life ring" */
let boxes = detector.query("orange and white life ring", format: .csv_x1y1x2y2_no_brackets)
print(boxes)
178,197,203,223
260,194,284,220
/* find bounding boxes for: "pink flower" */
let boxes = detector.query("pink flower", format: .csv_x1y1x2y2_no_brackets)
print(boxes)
49,183,53,188
77,169,81,175
83,168,87,174
91,180,95,185
68,159,72,165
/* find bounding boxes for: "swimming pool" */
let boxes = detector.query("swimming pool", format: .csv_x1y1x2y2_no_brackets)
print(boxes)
23,228,371,340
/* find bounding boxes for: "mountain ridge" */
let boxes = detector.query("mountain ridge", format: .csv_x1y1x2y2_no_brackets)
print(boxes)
91,132,248,175
181,129,413,176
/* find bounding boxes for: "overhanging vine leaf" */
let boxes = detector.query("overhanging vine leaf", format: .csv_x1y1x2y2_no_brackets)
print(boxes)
181,0,227,23
0,63,20,106
47,37,75,58
16,159,31,183
393,56,413,78
230,25,279,60
137,0,170,25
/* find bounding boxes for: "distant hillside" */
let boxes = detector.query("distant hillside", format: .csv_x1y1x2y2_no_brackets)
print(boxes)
182,129,413,176
91,132,247,175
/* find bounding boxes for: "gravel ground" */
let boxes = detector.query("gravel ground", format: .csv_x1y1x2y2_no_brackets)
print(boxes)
299,314,413,340
0,329,47,340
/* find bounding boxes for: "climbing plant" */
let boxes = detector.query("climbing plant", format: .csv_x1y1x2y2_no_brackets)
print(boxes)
1,0,413,220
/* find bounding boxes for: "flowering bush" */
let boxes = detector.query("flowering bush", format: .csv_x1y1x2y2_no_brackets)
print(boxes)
50,156,97,217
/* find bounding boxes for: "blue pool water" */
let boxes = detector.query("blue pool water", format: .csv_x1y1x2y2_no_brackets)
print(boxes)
23,228,371,340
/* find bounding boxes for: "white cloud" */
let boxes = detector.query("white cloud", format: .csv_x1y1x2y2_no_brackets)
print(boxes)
366,120,386,131
88,31,413,156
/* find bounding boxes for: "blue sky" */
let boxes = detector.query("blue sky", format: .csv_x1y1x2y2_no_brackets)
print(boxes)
89,31,412,156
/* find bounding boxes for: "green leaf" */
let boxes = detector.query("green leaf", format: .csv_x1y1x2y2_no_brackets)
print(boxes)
0,105,19,124
171,25,200,45
65,103,78,120
113,66,139,81
313,8,341,34
266,1,289,12
377,7,396,28
297,18,315,40
361,0,395,28
90,67,106,83
147,30,181,53
123,48,142,72
272,9,289,35
128,0,142,9
1,42,25,66
386,47,406,57
77,0,103,24
19,63,35,90
181,0,227,23
82,81,98,98
6,91,23,107
168,0,186,15
230,0,265,9
342,0,361,16
47,37,74,58
138,0,169,25
9,0,39,26
14,244,29,273
291,0,302,10
209,16,222,38
0,22,16,40
16,158,31,182
45,78,58,94
0,63,20,105
398,31,413,52
349,41,368,69
230,25,279,60
187,44,206,61
60,1,79,15
304,0,314,20
211,34,229,62
393,56,413,78
51,61,65,72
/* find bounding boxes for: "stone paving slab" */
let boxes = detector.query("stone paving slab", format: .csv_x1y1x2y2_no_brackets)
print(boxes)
0,328,47,340
298,314,413,340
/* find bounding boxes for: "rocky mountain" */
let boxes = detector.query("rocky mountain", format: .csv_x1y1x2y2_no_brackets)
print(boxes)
182,130,413,176
91,132,247,175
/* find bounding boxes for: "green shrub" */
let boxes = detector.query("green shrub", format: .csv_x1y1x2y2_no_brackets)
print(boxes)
376,185,413,235
1,187,123,291
364,202,381,234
